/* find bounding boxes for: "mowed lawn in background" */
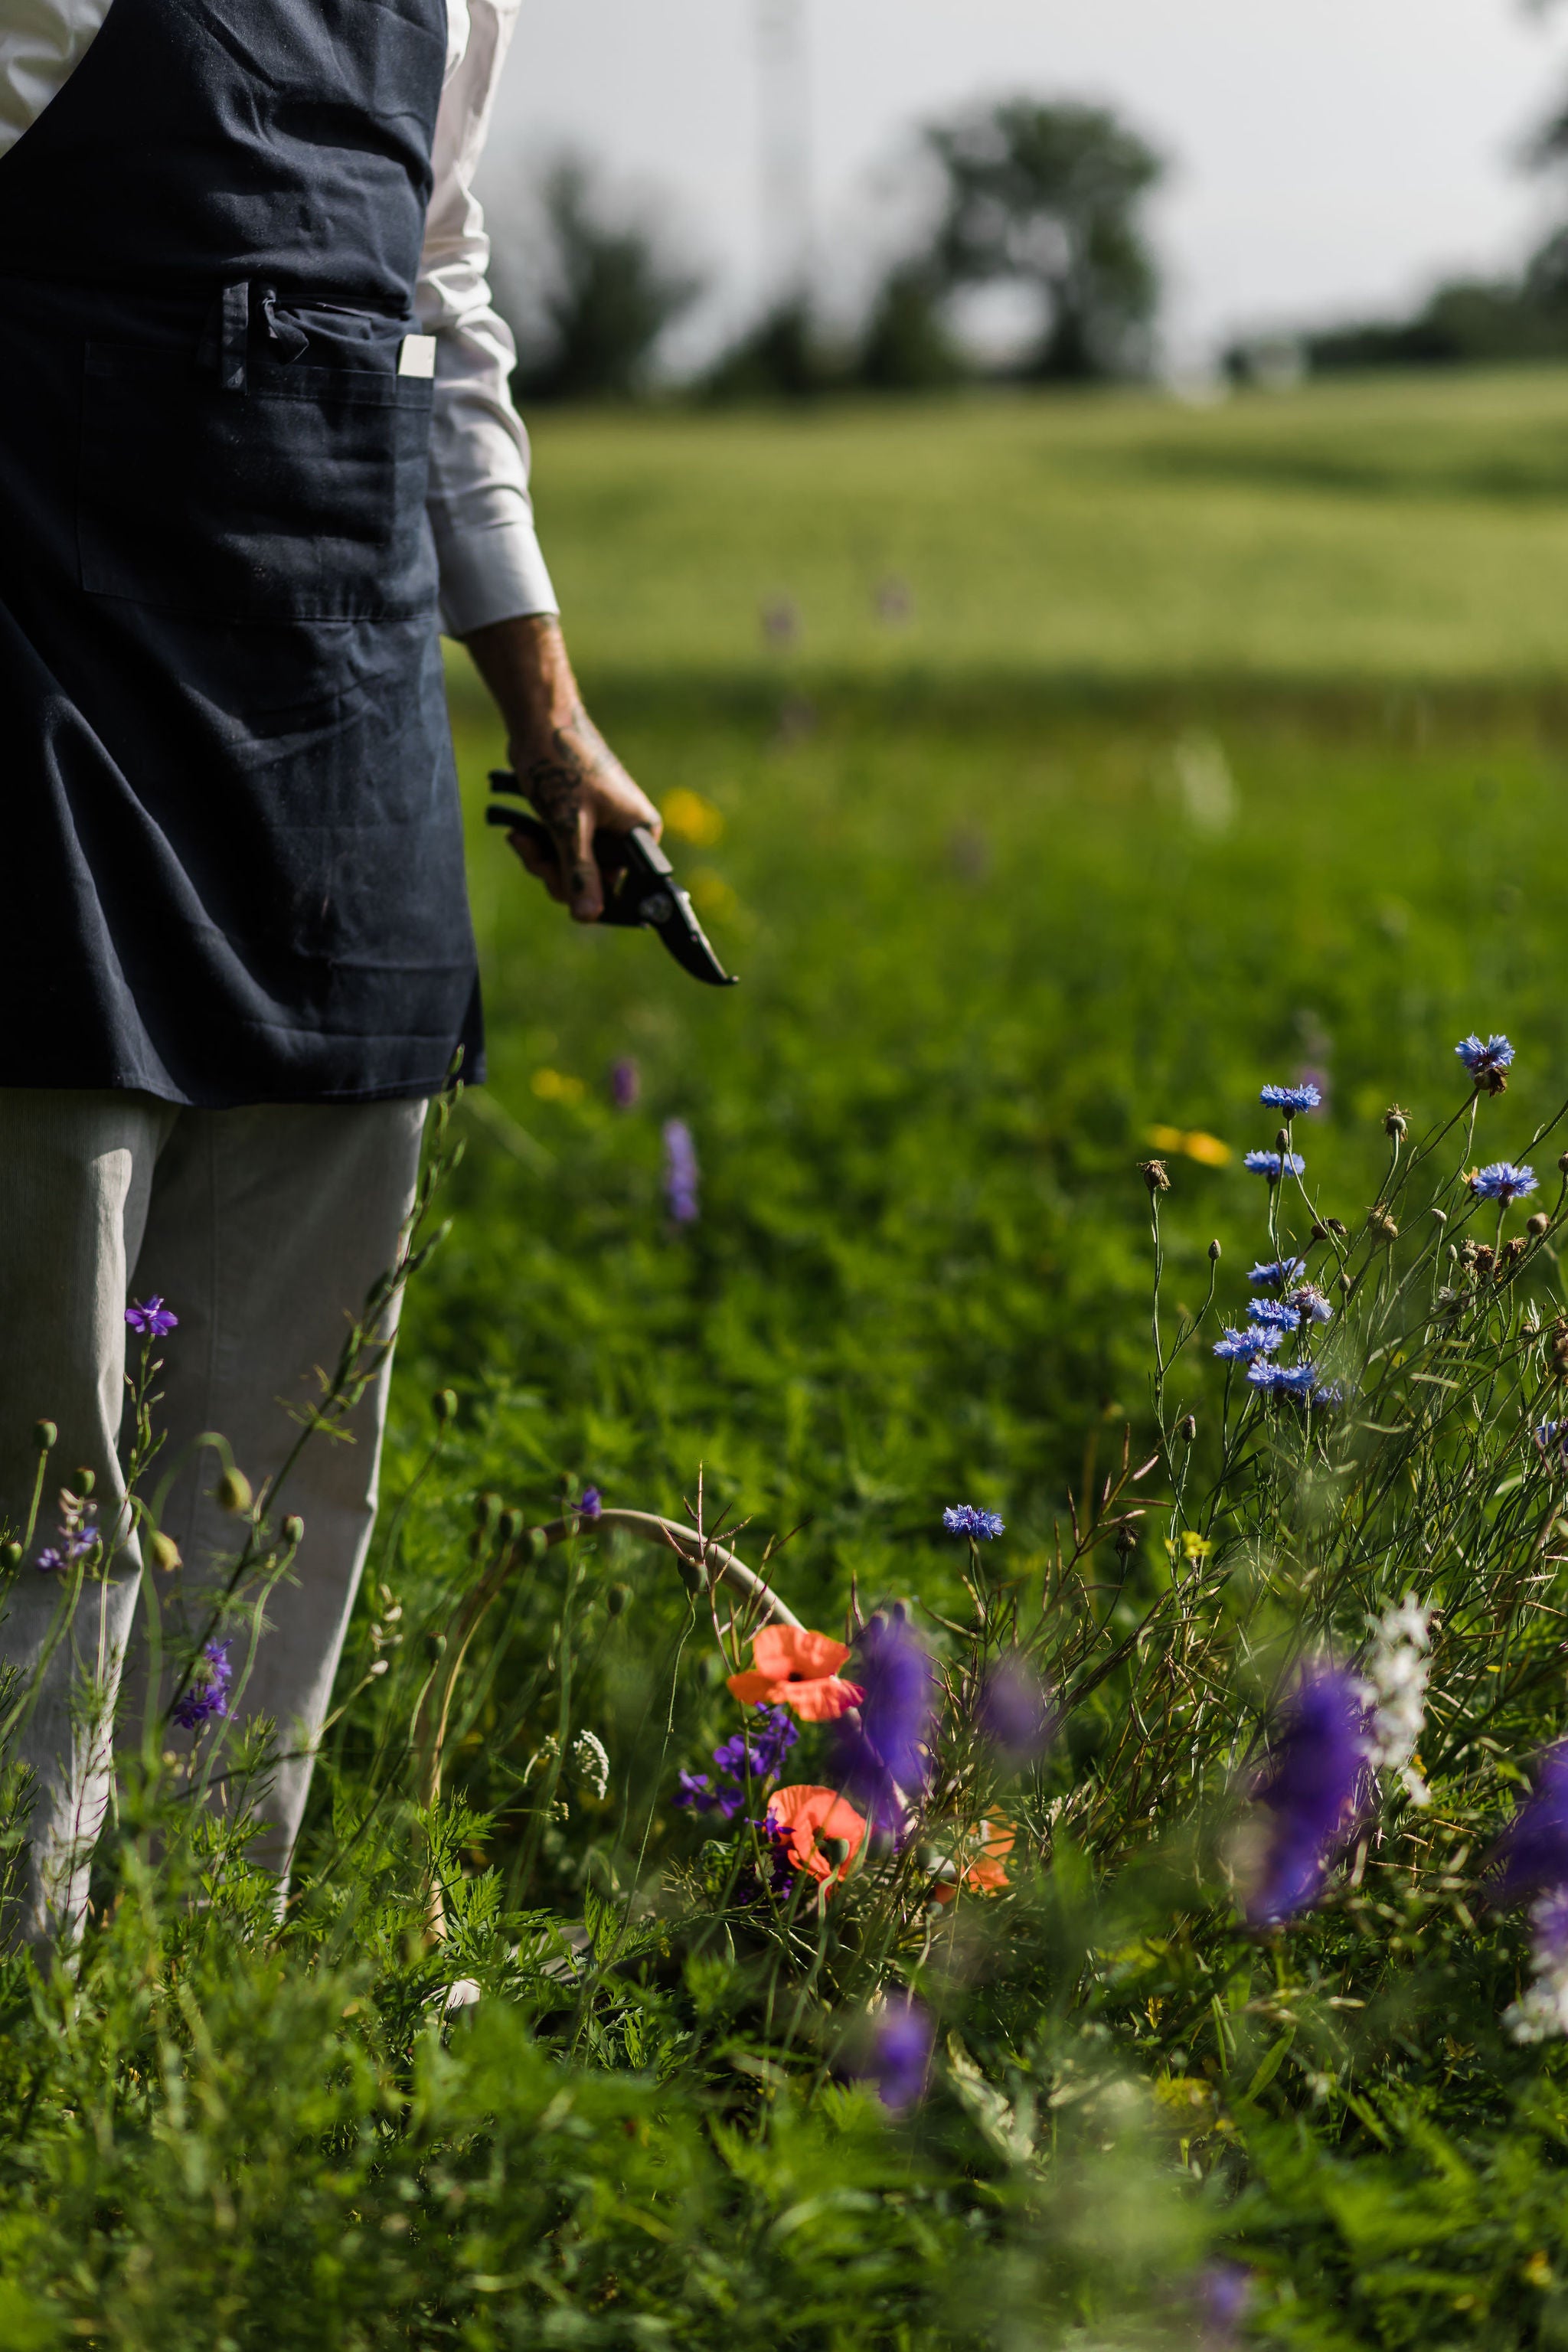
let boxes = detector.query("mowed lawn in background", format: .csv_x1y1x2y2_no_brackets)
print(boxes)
390,368,1568,1658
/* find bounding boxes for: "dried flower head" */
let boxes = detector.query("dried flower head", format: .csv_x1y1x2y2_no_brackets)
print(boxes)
1138,1158,1171,1193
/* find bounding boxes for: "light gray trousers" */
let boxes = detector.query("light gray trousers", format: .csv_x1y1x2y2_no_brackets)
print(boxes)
0,1088,428,1947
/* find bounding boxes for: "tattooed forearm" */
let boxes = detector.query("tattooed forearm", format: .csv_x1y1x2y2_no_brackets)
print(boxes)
524,736,588,831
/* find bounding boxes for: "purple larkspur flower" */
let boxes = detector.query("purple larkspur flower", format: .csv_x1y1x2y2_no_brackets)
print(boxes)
854,1995,933,2112
125,1295,178,1338
171,1641,232,1733
662,1118,700,1224
1214,1325,1281,1363
33,1547,65,1574
675,1769,715,1811
1197,2262,1253,2337
830,1604,938,1832
942,1503,1004,1540
1457,1034,1514,1080
1492,1741,1568,1903
577,1486,603,1521
1470,1161,1537,1205
977,1655,1056,1772
1246,1665,1369,1924
713,1705,799,1784
1249,1258,1305,1289
1243,1149,1305,1181
1259,1083,1321,1115
609,1057,640,1110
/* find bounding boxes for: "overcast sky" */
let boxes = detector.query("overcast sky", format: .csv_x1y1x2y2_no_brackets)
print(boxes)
483,0,1568,364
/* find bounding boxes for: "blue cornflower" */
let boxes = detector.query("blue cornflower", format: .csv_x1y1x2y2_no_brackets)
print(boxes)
1247,1298,1298,1331
1243,1149,1306,1181
1259,1083,1321,1114
1247,1359,1321,1400
1456,1034,1514,1080
1471,1161,1537,1205
1535,1423,1568,1472
172,1641,232,1733
1249,1258,1306,1289
943,1504,1004,1540
1214,1325,1281,1362
1287,1284,1333,1326
125,1296,178,1338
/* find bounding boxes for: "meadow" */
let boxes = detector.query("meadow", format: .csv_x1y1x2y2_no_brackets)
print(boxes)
10,368,1568,2347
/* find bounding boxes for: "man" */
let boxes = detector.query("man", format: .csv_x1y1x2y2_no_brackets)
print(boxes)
0,0,657,1946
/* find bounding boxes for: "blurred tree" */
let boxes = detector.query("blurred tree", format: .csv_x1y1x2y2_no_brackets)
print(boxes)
703,297,848,402
502,157,703,402
858,263,967,392
920,99,1166,380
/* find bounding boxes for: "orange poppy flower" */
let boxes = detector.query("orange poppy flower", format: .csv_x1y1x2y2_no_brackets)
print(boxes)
727,1625,865,1722
935,1821,1014,1903
766,1784,868,1889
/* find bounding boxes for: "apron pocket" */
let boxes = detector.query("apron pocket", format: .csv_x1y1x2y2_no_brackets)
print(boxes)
77,342,436,622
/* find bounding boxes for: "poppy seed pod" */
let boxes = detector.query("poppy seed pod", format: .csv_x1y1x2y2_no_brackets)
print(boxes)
74,1468,95,1497
0,1540,21,1572
217,1468,253,1515
33,1419,56,1452
433,1387,458,1425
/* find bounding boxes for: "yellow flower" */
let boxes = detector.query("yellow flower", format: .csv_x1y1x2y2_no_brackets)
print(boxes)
1146,1123,1231,1168
661,788,726,846
531,1067,585,1105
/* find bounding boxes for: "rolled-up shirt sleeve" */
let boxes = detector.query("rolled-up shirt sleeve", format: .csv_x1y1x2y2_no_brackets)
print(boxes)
418,0,558,636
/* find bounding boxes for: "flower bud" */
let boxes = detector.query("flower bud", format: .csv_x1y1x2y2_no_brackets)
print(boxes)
1207,1239,1221,1262
73,1467,95,1498
1325,1217,1348,1237
606,1582,630,1617
1367,1207,1400,1245
475,1491,500,1529
433,1387,458,1425
1178,1414,1197,1443
1560,1153,1568,1177
1138,1158,1171,1194
149,1531,181,1573
1529,1212,1550,1237
217,1468,253,1516
499,1507,524,1545
1276,1128,1291,1154
33,1419,56,1452
1114,1524,1138,1560
0,1540,21,1572
283,1514,305,1547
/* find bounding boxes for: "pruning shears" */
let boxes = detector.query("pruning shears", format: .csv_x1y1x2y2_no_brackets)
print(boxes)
485,770,737,989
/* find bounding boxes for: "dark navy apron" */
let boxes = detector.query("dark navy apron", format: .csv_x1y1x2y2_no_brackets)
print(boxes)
0,0,483,1105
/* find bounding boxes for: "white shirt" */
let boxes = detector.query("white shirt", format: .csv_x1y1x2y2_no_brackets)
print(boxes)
0,0,557,635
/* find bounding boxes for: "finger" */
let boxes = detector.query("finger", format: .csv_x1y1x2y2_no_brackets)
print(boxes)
564,804,603,923
508,830,567,905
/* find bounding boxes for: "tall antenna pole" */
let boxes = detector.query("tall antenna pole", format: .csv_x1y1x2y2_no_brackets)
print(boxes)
756,0,812,305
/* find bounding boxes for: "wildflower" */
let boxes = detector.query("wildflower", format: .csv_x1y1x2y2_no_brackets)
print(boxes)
1287,1282,1333,1326
713,1704,799,1783
1259,1083,1321,1114
1244,1665,1368,1924
1456,1034,1514,1086
1137,1158,1171,1193
1196,2263,1254,2338
1354,1597,1432,1806
172,1641,233,1733
33,1547,65,1574
1214,1325,1281,1363
675,1769,727,1816
1491,1741,1568,1903
1246,1359,1321,1400
1246,1298,1298,1332
831,1604,939,1832
1470,1161,1538,1206
976,1656,1055,1772
570,1730,610,1799
853,1994,933,2111
609,1056,640,1109
764,1784,867,1889
942,1503,1004,1540
125,1295,178,1338
1146,1125,1231,1168
1243,1149,1305,1181
1249,1258,1305,1289
662,1118,700,1223
576,1486,603,1521
1536,1422,1568,1473
957,1821,1014,1894
727,1625,864,1721
1505,1890,1568,2043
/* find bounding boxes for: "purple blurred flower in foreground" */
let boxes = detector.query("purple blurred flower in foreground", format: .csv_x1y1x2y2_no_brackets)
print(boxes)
1506,1886,1568,2043
1245,1665,1368,1925
831,1604,938,1832
1197,2262,1253,2339
172,1641,232,1733
1470,1161,1537,1206
577,1486,603,1521
942,1504,1004,1540
1456,1033,1514,1083
1491,1740,1568,1904
662,1118,700,1224
610,1056,640,1110
1243,1150,1305,1181
1259,1083,1321,1115
853,1995,933,2112
977,1655,1055,1773
126,1295,178,1338
1249,1258,1305,1289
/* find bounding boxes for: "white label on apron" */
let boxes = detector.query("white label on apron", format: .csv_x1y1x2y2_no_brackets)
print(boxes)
398,335,438,379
